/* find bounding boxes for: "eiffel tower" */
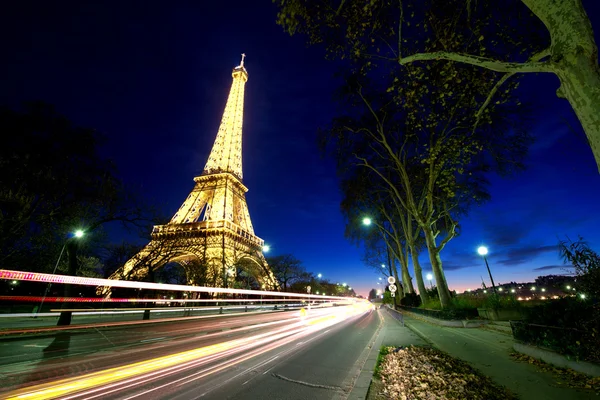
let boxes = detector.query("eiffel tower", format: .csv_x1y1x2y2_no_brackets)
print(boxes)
109,55,277,290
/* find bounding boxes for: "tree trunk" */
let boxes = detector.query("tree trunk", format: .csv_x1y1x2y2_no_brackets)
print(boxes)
410,246,428,305
422,227,452,308
522,0,600,172
391,242,414,294
398,256,414,294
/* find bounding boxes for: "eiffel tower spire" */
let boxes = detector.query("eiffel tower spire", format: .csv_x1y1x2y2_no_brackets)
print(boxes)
104,55,278,292
203,53,248,179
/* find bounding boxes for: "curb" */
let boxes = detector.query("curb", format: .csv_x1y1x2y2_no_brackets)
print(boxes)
403,319,434,346
345,310,387,400
513,342,600,377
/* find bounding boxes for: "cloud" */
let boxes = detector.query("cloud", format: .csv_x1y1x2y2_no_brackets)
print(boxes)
532,265,563,271
497,244,558,266
478,215,532,248
422,262,470,272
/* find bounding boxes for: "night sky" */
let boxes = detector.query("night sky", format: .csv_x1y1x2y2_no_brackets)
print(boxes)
2,1,600,297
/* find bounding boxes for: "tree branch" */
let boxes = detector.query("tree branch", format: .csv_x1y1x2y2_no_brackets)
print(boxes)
472,48,551,132
398,51,552,73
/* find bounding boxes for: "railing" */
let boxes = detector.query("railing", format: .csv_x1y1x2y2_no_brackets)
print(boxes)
152,220,264,247
386,305,404,326
510,321,599,364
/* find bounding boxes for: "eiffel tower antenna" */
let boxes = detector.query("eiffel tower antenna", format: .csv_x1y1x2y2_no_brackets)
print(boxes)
105,55,277,293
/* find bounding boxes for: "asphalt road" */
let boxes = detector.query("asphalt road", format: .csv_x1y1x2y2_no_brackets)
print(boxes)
0,304,378,399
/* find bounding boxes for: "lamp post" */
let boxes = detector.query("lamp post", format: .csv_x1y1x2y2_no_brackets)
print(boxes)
426,273,433,289
477,246,497,295
35,230,85,318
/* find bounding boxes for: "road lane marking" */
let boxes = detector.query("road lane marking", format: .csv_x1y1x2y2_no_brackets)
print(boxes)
272,372,341,390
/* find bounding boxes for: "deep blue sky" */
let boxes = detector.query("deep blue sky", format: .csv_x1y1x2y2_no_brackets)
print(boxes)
2,1,600,297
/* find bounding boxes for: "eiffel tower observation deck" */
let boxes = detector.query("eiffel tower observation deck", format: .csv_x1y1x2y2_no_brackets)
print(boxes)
107,55,277,291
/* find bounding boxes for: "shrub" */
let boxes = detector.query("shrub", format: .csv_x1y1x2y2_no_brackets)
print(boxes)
452,295,486,309
512,297,600,363
483,294,522,310
400,292,422,307
422,298,442,310
559,236,600,299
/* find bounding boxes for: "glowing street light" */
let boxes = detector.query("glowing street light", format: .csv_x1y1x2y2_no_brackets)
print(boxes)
477,246,497,295
426,273,433,288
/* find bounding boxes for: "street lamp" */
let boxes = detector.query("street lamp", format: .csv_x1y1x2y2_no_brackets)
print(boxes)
477,246,497,295
36,230,86,317
426,273,433,289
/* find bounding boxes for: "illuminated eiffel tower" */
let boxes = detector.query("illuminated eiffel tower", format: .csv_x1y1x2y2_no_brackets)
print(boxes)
109,54,276,289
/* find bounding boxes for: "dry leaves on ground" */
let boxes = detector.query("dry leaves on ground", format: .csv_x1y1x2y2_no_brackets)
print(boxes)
378,346,517,400
510,351,600,394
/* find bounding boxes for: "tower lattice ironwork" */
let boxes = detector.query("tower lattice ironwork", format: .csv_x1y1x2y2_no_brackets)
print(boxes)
108,55,277,290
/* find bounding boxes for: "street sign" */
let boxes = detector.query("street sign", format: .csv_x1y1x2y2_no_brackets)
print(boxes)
389,284,397,292
387,276,396,284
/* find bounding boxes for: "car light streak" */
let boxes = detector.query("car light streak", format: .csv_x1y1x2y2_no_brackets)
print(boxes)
0,296,317,304
0,269,359,302
69,308,362,400
3,305,371,400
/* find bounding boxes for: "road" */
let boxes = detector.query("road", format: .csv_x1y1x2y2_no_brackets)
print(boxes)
0,303,378,399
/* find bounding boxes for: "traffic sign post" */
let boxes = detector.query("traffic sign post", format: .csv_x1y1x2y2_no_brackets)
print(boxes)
387,277,398,310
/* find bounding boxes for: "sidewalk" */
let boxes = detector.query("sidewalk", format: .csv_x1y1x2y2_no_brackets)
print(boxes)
401,311,597,399
348,307,427,399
